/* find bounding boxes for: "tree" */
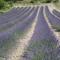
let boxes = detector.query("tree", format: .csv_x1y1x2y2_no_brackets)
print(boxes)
0,0,5,9
52,0,59,3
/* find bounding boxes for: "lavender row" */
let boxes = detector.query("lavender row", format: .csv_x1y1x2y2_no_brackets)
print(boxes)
0,7,38,57
0,7,23,17
0,7,22,19
0,7,38,35
45,6,60,30
53,9,60,18
0,7,35,39
0,7,34,32
22,6,58,60
32,6,57,40
0,7,29,25
3,7,24,19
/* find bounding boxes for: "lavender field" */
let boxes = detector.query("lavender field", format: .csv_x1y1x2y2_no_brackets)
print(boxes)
0,5,60,60
53,9,60,18
45,6,60,31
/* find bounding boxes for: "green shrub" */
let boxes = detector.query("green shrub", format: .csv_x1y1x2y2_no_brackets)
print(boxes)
30,0,59,3
30,0,34,3
0,0,5,9
52,0,59,3
4,0,23,3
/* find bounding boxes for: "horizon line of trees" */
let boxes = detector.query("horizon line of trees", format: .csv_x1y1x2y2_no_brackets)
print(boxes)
0,0,59,9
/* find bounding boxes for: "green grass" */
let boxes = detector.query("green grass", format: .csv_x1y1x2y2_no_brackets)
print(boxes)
0,1,13,14
0,0,59,14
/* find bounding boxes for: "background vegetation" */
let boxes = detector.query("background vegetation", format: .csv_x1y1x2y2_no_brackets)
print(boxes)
0,0,59,12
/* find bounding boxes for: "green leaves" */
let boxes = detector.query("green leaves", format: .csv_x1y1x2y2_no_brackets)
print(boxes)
30,0,59,3
0,0,5,9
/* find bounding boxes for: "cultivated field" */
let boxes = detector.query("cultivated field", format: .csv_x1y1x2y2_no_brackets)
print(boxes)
0,5,60,60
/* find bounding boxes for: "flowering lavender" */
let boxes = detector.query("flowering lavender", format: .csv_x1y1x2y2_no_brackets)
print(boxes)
0,6,38,58
0,6,58,60
45,6,60,31
0,7,34,32
53,9,60,18
22,6,57,60
0,7,28,25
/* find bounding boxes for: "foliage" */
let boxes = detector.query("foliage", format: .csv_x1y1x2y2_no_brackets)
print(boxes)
0,0,5,9
0,0,59,10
